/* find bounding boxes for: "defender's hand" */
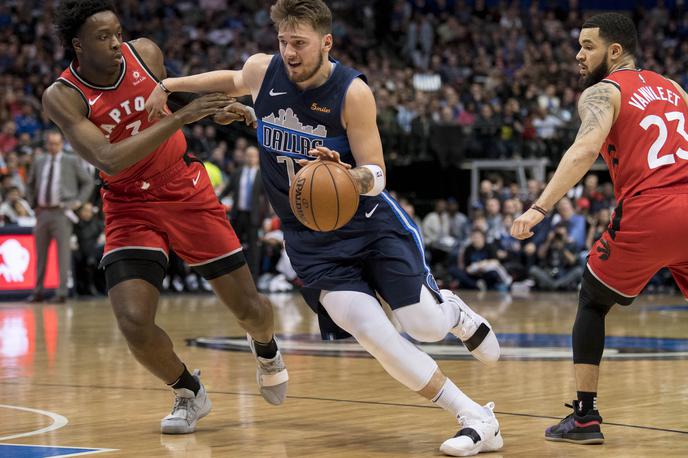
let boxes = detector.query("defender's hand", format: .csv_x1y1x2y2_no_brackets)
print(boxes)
213,102,257,127
174,93,233,125
145,83,170,121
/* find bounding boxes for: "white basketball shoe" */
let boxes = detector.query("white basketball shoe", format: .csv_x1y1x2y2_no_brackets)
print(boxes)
441,289,500,363
161,369,211,434
248,335,289,405
440,402,504,456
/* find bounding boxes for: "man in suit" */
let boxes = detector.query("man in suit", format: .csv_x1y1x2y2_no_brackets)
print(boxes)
26,130,94,302
221,146,265,275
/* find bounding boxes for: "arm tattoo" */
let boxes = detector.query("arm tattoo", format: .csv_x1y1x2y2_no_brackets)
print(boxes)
575,84,614,141
350,167,373,194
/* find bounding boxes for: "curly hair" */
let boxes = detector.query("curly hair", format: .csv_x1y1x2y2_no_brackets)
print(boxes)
54,0,117,49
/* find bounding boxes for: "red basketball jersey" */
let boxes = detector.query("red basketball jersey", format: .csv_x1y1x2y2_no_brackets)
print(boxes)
601,69,688,201
56,41,186,185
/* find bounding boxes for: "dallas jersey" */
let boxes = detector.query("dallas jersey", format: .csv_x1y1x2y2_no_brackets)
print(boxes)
254,55,441,339
601,69,688,200
57,41,186,186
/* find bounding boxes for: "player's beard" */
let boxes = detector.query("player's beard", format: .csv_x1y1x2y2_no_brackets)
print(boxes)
289,52,324,83
581,57,609,89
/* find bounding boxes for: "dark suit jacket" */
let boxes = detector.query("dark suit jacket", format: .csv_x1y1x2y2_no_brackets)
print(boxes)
26,152,95,209
221,167,266,227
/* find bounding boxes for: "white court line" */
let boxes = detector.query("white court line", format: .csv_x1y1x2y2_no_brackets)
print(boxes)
0,404,69,441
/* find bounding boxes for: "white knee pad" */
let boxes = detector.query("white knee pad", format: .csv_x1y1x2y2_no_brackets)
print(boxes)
320,290,438,392
393,286,458,342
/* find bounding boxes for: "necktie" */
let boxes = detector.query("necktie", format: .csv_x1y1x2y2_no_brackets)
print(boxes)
43,155,56,206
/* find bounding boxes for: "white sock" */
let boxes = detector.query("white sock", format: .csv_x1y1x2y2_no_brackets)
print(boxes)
432,378,484,420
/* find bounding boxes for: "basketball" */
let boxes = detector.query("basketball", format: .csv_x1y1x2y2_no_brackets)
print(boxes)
289,160,359,231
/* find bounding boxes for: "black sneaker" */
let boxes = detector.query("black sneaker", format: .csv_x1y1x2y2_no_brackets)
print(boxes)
545,402,604,444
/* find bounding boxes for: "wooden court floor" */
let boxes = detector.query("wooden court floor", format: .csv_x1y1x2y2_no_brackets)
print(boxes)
0,290,686,457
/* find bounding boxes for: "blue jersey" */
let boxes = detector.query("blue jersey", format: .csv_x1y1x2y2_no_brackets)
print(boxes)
254,54,365,230
253,54,440,339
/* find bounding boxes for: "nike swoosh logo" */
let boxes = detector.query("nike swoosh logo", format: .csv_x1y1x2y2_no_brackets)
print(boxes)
269,89,287,96
365,204,379,218
88,93,103,106
192,171,201,187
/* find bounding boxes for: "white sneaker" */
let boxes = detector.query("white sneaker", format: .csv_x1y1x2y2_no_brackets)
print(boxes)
248,335,289,405
161,370,212,434
441,289,500,364
440,402,504,456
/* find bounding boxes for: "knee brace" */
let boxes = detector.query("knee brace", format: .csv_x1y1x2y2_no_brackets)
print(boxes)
572,269,619,365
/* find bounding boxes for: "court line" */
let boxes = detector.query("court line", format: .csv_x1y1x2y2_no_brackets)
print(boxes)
2,380,686,436
0,404,69,441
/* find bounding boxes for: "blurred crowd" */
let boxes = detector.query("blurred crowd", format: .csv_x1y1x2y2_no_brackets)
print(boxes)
1,0,686,296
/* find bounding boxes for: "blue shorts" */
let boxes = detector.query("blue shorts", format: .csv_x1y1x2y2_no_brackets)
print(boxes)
284,192,441,339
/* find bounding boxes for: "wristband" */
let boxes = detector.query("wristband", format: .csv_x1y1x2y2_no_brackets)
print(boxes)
360,164,385,196
531,204,549,216
158,80,172,94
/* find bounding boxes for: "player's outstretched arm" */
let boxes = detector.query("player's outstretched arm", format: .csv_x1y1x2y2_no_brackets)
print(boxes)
42,83,231,175
145,53,272,119
511,82,618,240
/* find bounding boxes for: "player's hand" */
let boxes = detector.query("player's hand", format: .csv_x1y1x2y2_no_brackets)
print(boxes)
213,102,257,128
511,208,545,240
145,83,170,121
175,93,233,125
297,146,352,169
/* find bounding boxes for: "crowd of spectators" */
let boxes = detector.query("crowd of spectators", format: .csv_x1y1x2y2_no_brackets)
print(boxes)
1,1,686,296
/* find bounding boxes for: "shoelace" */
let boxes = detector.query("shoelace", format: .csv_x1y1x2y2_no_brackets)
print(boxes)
259,354,285,374
171,395,195,418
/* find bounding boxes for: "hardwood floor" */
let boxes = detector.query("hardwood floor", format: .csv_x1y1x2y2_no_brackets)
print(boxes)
0,291,686,456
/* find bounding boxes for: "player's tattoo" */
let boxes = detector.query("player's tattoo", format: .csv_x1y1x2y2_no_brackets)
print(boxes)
575,83,614,140
350,167,373,194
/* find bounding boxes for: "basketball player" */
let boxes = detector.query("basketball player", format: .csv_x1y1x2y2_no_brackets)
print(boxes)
44,0,288,434
512,13,688,444
146,0,502,455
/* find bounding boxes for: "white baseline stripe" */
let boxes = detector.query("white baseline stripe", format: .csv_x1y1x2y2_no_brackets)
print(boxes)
0,404,68,441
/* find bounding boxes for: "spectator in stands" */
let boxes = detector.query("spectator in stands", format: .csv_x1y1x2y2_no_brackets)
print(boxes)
0,121,18,153
449,229,511,292
551,197,587,251
0,185,34,226
585,207,611,251
528,223,584,291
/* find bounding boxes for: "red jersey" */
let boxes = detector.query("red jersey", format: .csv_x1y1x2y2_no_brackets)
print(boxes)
601,69,688,201
56,41,186,185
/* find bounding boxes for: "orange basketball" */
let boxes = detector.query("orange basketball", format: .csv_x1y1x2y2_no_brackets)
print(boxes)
289,160,359,231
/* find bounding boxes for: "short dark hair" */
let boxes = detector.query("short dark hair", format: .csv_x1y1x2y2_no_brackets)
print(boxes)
54,0,117,49
582,12,638,57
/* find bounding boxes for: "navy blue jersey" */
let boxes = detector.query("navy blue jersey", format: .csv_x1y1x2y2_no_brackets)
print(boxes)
254,54,366,229
253,54,441,339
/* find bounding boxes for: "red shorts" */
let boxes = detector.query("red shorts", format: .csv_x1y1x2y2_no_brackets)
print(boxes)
100,156,243,278
587,190,688,299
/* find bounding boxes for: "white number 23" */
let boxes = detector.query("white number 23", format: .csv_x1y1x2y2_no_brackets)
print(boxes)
640,111,688,169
